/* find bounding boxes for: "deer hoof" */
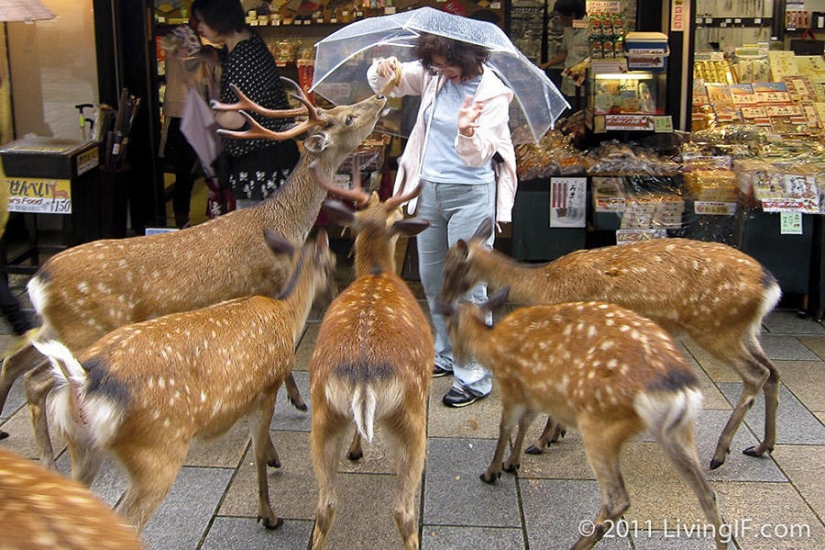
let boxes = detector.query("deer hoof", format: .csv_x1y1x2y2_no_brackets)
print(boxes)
709,457,725,470
347,450,363,461
503,462,520,474
0,430,8,441
259,516,284,530
289,398,309,412
743,444,770,458
524,444,544,455
551,428,567,443
479,471,500,485
267,458,282,468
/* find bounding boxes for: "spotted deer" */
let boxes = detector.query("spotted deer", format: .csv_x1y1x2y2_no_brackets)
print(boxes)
0,447,144,550
438,291,727,550
30,229,337,531
307,164,432,550
440,218,781,470
0,82,387,468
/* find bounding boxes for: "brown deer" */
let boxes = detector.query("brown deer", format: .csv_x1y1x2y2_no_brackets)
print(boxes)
307,163,432,550
0,447,144,550
438,291,727,550
30,229,337,531
440,218,781,470
0,82,387,468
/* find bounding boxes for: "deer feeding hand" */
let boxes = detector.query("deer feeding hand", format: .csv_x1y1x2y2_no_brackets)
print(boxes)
458,96,483,138
376,57,402,96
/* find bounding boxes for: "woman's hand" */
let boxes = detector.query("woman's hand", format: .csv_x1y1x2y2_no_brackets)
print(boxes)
376,57,401,79
457,96,483,137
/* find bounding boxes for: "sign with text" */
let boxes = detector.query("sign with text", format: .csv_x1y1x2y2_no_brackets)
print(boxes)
3,176,72,214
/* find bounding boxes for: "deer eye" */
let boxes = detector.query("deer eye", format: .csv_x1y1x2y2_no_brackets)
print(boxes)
345,115,355,126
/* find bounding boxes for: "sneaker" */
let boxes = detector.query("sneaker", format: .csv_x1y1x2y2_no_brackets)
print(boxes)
442,386,487,408
432,364,452,378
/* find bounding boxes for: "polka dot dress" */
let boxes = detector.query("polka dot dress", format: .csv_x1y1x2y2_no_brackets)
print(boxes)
219,32,300,201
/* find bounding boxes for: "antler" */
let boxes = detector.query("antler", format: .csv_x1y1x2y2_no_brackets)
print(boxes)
310,159,422,210
215,78,330,141
310,159,371,207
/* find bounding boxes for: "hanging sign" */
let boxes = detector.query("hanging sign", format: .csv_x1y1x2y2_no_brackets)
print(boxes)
671,0,688,32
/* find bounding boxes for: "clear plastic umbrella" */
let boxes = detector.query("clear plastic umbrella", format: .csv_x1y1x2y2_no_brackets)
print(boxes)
310,7,568,144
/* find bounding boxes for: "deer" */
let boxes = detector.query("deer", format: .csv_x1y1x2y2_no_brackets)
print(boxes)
0,447,144,550
438,291,727,550
29,228,337,532
439,218,782,470
306,163,433,550
0,80,387,469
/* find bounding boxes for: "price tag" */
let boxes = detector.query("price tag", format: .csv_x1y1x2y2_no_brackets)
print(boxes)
780,211,803,235
653,116,673,133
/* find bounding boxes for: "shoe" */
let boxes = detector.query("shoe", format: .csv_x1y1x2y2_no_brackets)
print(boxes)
432,364,452,378
442,386,487,408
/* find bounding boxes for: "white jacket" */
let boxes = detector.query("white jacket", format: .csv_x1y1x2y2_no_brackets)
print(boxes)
368,60,519,223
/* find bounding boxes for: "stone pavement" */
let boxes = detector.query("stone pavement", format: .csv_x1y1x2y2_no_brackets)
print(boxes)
3,268,825,550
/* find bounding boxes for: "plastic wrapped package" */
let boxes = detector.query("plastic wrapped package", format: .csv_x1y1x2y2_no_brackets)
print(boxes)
684,170,739,202
583,141,681,176
515,130,587,180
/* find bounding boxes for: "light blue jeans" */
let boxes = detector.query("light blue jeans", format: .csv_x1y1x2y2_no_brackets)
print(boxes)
417,179,495,396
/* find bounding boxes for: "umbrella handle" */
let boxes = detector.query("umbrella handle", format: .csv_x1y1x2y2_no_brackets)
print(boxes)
380,64,402,96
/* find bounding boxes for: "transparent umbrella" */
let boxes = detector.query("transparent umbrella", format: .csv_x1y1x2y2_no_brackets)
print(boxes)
310,6,568,144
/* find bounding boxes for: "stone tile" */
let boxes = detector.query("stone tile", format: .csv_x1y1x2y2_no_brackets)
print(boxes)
141,466,234,550
798,336,825,361
294,322,320,372
693,409,787,482
679,339,742,384
761,335,820,361
186,419,250,468
776,360,825,412
713,482,825,549
763,310,825,335
676,341,730,410
427,376,501,440
202,517,314,550
718,383,825,445
520,479,630,550
0,406,66,462
219,430,317,521
423,438,521,528
632,531,730,549
816,411,825,425
271,370,312,433
517,428,595,481
57,452,128,507
321,471,422,550
772,445,825,520
421,526,524,549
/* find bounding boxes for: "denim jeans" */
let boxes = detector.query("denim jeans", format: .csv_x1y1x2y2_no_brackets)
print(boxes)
416,179,495,396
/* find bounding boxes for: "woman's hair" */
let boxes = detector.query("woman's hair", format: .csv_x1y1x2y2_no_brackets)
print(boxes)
553,0,586,18
413,34,489,80
191,0,246,35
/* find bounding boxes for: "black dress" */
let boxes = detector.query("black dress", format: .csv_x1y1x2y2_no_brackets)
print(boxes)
218,32,300,202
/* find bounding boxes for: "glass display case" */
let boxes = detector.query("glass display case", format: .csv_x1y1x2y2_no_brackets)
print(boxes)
587,61,668,133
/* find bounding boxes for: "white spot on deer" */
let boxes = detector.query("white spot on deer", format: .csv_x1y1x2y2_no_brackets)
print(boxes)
158,377,165,389
201,391,207,403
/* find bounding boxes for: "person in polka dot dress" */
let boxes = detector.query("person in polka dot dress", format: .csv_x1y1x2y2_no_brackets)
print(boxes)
192,0,300,209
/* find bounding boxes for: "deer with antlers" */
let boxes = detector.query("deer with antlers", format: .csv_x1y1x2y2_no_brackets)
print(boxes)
0,81,387,469
440,218,781,470
306,163,432,550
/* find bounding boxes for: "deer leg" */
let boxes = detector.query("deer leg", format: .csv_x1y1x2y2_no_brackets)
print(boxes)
284,372,307,412
525,415,567,455
0,343,44,439
116,446,187,532
388,409,426,550
346,432,363,461
23,360,58,469
65,432,103,487
503,409,538,473
481,402,524,484
310,408,347,550
248,393,282,529
657,421,726,550
572,416,635,550
743,341,780,460
710,355,770,469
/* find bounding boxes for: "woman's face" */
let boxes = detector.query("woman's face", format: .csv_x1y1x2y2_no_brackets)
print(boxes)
194,14,220,43
430,54,462,82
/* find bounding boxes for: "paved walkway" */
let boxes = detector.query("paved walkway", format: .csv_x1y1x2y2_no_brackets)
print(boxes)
3,270,825,549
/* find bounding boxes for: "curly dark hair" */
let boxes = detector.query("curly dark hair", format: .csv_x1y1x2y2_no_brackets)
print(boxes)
191,0,245,35
413,33,489,81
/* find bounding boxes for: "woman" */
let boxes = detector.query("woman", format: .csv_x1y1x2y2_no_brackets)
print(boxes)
191,0,299,209
368,33,517,408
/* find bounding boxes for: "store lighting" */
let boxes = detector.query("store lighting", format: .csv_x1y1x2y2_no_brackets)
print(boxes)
0,0,56,23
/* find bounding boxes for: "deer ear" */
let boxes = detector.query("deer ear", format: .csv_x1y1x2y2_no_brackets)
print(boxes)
321,200,355,227
484,287,510,311
473,218,493,241
303,133,330,154
392,218,429,237
263,229,295,257
455,239,470,259
315,228,330,254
